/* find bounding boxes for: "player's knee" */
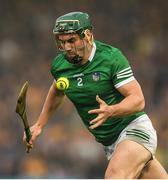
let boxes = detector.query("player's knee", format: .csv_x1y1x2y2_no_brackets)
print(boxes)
104,167,125,179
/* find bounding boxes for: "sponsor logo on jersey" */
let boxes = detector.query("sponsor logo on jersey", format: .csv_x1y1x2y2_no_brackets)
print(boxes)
92,72,100,81
73,73,84,78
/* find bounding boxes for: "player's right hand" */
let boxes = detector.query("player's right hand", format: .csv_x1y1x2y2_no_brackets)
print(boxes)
23,123,42,153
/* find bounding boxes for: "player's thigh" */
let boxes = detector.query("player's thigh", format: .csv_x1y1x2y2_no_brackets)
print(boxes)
139,158,168,179
105,140,151,179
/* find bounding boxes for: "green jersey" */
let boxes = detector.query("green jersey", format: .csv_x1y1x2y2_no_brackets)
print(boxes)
51,40,145,146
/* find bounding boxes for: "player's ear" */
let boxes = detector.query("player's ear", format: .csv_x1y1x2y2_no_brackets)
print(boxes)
84,29,94,45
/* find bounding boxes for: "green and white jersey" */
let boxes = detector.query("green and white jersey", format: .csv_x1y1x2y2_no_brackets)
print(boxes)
51,40,145,146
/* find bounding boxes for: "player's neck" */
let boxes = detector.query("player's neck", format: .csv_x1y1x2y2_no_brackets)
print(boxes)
81,43,93,65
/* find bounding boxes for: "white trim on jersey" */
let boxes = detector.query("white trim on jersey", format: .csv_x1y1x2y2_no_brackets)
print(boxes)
117,67,131,74
117,69,132,76
114,76,135,88
116,67,133,79
117,73,133,79
88,42,96,62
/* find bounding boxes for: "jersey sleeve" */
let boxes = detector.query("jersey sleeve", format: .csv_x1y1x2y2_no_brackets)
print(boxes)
111,49,135,88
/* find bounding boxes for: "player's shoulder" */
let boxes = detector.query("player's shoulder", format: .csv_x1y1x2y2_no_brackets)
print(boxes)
50,53,67,75
95,41,130,69
95,40,121,57
51,53,64,67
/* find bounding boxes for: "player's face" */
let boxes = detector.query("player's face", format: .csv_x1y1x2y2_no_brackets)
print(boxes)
55,33,87,60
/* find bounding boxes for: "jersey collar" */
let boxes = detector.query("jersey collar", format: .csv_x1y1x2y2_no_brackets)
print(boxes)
88,42,96,62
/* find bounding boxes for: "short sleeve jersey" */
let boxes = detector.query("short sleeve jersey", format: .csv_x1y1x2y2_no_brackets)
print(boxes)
51,40,145,146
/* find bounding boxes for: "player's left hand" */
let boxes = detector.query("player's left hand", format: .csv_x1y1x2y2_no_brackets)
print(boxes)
88,95,113,129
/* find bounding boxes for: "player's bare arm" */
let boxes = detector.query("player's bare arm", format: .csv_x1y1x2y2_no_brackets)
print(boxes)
112,79,145,115
23,81,65,149
89,79,145,129
36,81,65,128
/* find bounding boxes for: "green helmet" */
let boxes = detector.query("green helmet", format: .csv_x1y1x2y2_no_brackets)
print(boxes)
53,12,92,37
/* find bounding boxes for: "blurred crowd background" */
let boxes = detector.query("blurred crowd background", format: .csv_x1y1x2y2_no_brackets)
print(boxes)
0,0,167,178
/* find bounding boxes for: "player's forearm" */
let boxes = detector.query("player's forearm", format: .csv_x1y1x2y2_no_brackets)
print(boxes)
110,94,145,117
36,82,64,128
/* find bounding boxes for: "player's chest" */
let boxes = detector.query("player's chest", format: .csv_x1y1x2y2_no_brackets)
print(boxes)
65,71,114,95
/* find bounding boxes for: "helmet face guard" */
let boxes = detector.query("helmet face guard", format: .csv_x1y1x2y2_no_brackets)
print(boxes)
54,33,84,65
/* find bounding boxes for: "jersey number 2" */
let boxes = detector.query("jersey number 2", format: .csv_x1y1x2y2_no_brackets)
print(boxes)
77,77,83,86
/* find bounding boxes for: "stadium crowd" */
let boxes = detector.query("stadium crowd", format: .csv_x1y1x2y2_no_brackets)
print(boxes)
0,0,167,178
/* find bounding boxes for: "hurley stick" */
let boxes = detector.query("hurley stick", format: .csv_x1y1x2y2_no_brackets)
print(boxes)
16,81,32,153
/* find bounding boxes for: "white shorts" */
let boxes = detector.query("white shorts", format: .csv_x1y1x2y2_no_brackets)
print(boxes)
104,114,157,160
